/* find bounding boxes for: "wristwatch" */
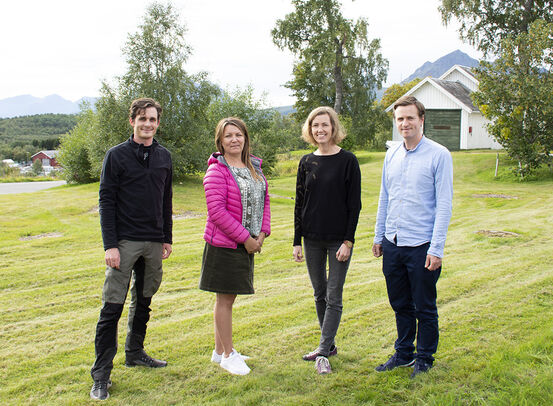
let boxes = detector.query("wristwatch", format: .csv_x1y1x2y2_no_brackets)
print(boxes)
343,240,353,248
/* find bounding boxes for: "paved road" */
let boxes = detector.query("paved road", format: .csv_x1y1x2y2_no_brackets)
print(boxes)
0,180,67,195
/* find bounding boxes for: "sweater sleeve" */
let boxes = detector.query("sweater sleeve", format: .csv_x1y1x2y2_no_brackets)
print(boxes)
99,150,119,251
344,154,362,243
204,165,251,244
162,155,173,244
293,157,306,246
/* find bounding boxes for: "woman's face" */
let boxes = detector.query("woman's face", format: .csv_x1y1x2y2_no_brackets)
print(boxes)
221,124,245,157
311,113,333,146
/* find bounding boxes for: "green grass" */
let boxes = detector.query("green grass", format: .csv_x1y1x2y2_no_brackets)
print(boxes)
1,151,552,405
0,175,61,183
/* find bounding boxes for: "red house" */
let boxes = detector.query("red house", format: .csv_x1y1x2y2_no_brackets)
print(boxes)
31,150,60,167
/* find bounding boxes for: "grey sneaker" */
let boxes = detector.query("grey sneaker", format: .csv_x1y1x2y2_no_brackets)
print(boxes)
375,353,415,372
302,345,338,361
315,356,332,374
90,379,112,400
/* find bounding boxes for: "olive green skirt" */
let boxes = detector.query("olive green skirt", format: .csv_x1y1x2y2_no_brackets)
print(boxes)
199,242,255,294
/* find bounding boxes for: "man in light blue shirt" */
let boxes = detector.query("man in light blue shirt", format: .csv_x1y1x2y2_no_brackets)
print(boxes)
372,95,453,378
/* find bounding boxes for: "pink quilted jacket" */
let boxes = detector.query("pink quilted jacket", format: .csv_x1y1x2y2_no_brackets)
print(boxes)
203,153,271,248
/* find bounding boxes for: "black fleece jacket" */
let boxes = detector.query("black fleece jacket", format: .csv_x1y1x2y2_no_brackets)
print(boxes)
99,136,173,250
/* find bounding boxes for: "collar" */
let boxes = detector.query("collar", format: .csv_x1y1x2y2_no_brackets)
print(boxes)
128,135,157,149
128,135,157,163
403,135,426,153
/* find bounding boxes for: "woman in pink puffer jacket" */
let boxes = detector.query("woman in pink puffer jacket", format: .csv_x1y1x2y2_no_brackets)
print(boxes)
203,153,271,248
199,117,270,376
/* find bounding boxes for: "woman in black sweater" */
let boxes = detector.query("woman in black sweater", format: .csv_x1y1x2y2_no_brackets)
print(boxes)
293,106,362,375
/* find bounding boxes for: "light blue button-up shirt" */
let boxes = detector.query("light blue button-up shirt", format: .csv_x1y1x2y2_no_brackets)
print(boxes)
374,136,453,258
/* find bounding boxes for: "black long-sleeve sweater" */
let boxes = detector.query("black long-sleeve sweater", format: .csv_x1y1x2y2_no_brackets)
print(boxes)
99,136,173,250
293,149,362,246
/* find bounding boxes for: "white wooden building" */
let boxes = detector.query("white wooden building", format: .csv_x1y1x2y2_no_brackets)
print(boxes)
386,65,501,151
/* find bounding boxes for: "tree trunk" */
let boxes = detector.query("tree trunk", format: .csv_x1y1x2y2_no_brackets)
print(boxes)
334,38,344,114
520,0,535,33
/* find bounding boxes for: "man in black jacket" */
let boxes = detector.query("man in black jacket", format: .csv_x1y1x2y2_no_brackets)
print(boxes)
90,98,173,401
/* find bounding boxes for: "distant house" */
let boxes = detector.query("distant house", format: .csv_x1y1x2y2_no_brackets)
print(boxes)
386,65,501,151
2,158,17,167
31,150,60,167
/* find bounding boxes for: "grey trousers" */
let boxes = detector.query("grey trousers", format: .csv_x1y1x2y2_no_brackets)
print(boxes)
101,240,163,304
91,240,163,381
304,238,352,357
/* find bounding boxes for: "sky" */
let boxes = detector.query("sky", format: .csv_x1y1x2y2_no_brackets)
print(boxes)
1,0,481,107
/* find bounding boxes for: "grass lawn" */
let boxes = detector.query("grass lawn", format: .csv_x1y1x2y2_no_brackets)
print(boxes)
1,151,552,405
0,176,61,183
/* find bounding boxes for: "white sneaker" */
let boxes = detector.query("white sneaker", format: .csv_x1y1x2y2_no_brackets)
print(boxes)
211,349,250,364
211,350,222,364
220,351,251,375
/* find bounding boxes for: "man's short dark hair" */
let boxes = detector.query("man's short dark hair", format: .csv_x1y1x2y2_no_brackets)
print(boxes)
393,96,425,118
129,98,162,121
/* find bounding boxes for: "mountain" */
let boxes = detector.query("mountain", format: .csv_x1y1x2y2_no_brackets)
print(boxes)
1,50,477,117
374,49,479,101
273,105,296,116
0,95,97,118
402,50,479,83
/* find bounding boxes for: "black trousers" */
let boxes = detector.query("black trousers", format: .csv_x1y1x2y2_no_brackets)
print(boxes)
90,257,152,381
382,238,441,364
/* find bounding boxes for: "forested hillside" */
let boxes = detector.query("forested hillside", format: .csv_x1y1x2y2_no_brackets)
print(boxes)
0,114,77,162
0,113,77,137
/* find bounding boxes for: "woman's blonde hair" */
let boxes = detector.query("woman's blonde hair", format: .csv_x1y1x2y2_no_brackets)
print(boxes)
215,117,262,181
301,106,346,146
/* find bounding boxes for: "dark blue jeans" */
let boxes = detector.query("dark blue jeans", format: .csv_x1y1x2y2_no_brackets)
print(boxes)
382,237,441,363
304,238,352,357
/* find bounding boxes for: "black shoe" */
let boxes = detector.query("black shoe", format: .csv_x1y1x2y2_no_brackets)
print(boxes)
90,379,112,400
125,350,167,368
375,353,415,372
410,360,433,378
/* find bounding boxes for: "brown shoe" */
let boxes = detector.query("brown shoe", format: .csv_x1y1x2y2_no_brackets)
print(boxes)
302,345,338,361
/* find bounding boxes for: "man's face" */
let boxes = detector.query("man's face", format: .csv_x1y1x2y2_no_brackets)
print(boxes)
130,106,160,144
394,104,424,144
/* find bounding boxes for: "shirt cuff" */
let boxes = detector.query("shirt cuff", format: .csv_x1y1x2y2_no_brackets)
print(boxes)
427,245,443,258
